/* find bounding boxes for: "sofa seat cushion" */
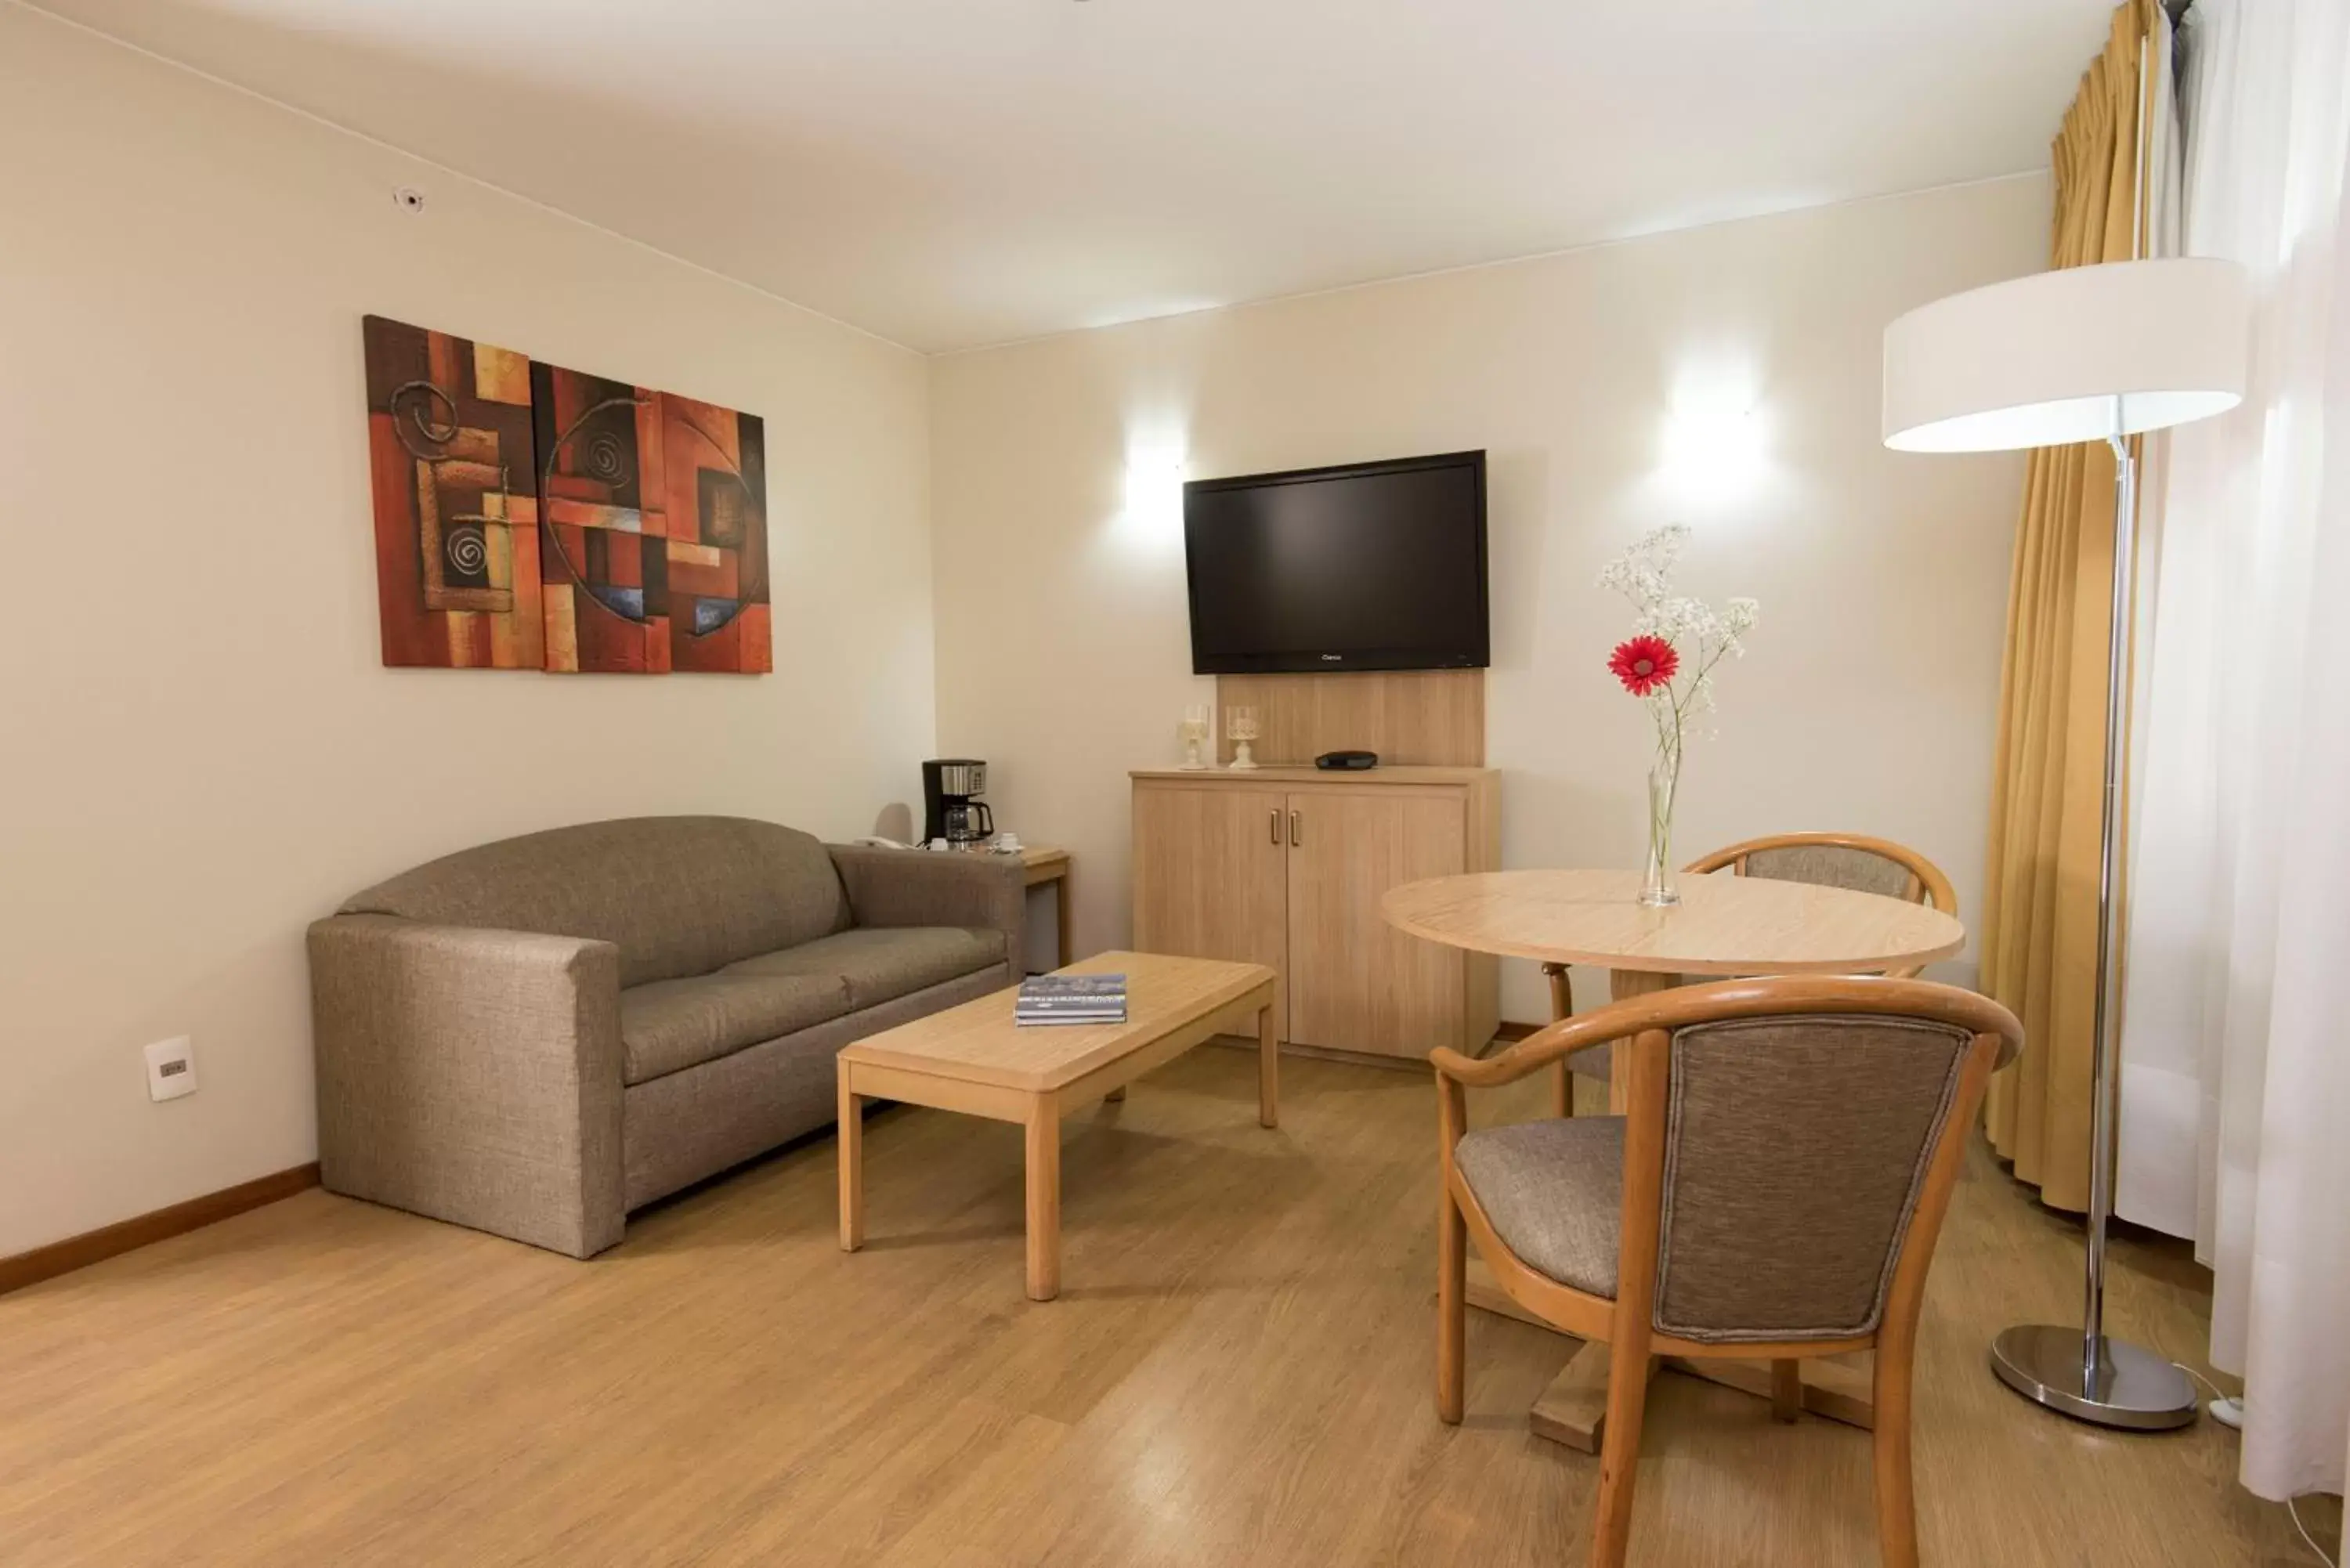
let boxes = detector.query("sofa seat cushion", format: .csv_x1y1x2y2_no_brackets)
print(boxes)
620,971,853,1086
721,927,1007,1011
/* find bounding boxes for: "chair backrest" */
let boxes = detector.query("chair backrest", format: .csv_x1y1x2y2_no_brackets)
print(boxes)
1687,831,1956,915
1532,977,2023,1348
1435,977,2019,1346
1653,1009,1975,1343
1687,833,1955,980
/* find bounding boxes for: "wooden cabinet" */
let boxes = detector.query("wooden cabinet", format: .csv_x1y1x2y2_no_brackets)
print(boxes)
1131,767,1499,1060
1131,782,1291,1033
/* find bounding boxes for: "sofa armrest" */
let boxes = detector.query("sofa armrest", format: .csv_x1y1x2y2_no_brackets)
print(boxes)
307,914,625,1259
826,844,1026,957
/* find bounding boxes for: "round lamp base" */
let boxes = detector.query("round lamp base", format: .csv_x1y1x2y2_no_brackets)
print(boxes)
1990,1324,2198,1431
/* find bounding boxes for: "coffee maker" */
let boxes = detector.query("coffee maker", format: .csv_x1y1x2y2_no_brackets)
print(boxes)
921,758,994,846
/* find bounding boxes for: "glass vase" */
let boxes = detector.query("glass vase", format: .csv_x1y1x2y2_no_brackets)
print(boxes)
1639,752,1682,909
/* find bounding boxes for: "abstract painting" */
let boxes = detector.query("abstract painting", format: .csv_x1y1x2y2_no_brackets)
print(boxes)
360,316,769,675
361,316,544,669
531,364,771,675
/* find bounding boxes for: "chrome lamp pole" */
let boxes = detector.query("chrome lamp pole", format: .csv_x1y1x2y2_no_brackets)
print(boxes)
1882,258,2250,1430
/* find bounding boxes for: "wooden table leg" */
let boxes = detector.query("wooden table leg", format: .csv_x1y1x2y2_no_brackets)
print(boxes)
1606,970,1676,1111
1258,999,1279,1129
1464,1259,1614,1450
1771,1357,1803,1422
1667,1353,1876,1429
837,1073,864,1252
1465,1259,1870,1445
1024,1098,1061,1301
1054,872,1073,968
1528,1339,1618,1453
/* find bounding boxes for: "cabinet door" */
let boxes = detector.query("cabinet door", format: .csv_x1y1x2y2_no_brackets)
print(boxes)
1131,782,1290,1037
1285,789,1466,1057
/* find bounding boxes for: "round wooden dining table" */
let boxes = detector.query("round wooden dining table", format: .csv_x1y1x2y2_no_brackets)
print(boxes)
1379,865,1969,1453
1384,865,1965,996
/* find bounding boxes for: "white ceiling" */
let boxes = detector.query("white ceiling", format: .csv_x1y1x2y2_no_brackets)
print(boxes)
38,0,2112,353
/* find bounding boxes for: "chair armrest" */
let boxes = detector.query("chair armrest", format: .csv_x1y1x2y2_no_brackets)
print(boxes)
1434,1006,1641,1090
307,914,624,1259
827,845,1026,951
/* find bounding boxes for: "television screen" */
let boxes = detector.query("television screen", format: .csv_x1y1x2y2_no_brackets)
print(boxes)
1183,451,1488,674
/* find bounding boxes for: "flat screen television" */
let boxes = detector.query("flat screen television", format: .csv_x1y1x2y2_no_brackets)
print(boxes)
1183,450,1489,674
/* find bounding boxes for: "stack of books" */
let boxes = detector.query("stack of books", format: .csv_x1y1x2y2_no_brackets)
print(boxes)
1014,973,1128,1027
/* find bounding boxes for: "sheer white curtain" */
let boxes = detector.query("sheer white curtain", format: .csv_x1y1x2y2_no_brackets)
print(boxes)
2117,0,2350,1502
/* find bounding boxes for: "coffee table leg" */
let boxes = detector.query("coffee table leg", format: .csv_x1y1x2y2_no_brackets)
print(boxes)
837,1072,864,1253
1025,1099,1061,1301
1257,999,1279,1129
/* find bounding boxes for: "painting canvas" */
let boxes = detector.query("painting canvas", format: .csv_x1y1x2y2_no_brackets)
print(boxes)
361,316,769,675
531,363,771,675
361,316,545,669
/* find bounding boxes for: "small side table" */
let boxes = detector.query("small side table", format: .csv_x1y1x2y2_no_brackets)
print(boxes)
1014,845,1073,969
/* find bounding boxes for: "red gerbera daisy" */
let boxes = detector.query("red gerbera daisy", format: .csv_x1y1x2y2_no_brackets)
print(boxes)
1608,634,1679,697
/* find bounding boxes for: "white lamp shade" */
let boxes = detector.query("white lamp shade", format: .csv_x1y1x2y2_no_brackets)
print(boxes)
1882,258,2251,452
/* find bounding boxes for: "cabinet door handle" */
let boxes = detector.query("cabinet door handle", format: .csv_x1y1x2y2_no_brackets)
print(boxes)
1290,810,1302,846
1270,808,1281,845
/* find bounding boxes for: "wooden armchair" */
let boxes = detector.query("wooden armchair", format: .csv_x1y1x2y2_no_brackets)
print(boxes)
1541,833,1960,1117
1685,832,1958,974
1435,976,2022,1568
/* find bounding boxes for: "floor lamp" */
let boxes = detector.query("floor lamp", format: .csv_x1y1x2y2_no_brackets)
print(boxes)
1882,256,2250,1430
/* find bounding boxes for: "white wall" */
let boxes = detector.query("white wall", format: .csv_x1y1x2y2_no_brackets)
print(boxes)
0,0,2049,1259
0,9,935,1256
929,175,2046,1023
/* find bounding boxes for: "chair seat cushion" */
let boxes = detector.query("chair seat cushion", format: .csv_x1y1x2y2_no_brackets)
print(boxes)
721,926,1007,1011
1452,1116,1625,1299
620,972,853,1085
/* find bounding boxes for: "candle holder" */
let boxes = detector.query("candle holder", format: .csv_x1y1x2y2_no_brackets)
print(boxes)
1177,705,1211,770
1225,706,1260,771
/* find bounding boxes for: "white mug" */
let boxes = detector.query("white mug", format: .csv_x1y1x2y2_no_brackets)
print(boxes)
995,830,1022,853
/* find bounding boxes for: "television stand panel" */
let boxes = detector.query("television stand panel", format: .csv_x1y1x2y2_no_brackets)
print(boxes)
1212,668,1483,768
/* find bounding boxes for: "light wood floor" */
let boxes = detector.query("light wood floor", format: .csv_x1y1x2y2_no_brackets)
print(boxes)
0,1049,2334,1567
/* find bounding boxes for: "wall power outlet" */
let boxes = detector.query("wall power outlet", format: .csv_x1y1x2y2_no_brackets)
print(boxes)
144,1036,197,1102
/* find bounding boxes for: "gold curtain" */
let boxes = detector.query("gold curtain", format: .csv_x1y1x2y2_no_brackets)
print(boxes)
1977,0,2153,1213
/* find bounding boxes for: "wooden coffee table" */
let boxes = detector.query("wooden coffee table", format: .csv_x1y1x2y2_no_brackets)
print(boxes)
836,950,1278,1301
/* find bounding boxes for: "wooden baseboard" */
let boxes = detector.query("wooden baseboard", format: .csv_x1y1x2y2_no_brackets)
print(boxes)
0,1163,320,1297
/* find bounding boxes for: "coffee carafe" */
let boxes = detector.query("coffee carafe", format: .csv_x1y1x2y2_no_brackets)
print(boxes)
921,759,994,846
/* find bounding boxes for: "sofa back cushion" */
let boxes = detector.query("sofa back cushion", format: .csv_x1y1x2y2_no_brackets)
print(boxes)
339,816,851,987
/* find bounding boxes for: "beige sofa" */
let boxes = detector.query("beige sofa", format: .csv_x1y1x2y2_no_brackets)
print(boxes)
307,816,1024,1257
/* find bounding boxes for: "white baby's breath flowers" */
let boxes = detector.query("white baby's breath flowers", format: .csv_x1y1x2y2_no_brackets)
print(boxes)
1595,522,1686,621
1596,526,1761,742
1599,526,1762,900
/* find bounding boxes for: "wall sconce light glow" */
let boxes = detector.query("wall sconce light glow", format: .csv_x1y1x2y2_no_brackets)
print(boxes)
1656,364,1769,510
1112,432,1189,558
